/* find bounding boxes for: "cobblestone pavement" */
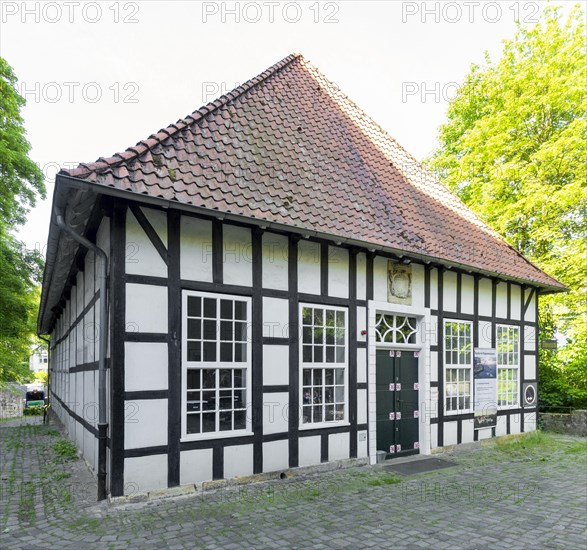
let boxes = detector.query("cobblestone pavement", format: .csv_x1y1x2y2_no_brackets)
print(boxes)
1,418,586,549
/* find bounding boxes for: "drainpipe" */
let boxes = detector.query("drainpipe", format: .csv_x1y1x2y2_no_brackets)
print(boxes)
54,208,109,501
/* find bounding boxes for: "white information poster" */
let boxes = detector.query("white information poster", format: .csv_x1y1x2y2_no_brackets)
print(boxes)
474,348,497,429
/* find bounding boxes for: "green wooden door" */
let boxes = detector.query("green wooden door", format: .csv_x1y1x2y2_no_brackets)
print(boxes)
376,349,420,457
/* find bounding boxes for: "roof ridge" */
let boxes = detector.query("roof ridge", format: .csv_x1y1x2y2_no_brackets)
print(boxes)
61,53,303,179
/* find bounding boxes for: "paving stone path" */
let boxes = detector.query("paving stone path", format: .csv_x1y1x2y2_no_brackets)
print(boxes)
1,417,586,549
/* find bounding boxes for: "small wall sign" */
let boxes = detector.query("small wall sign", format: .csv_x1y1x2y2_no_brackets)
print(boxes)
389,383,395,391
389,412,395,420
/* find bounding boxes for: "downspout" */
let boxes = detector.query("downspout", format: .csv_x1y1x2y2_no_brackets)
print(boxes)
54,207,109,501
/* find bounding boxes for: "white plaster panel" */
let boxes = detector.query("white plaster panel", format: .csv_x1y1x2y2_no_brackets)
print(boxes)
223,224,252,286
430,424,438,449
410,263,425,309
478,428,493,440
180,216,213,282
125,210,167,277
124,399,168,449
443,271,457,313
423,315,438,347
299,436,321,467
224,444,253,478
496,415,508,437
75,322,83,368
125,455,167,493
524,354,536,380
357,306,367,342
180,448,213,485
83,428,96,471
262,232,288,291
444,421,458,446
430,268,438,310
126,283,168,333
373,256,388,302
478,278,493,317
461,419,475,444
263,440,289,473
141,207,168,247
461,274,475,315
125,342,169,391
524,325,537,352
357,430,368,458
524,290,536,322
76,272,84,316
84,256,95,305
357,389,368,425
83,308,94,364
83,370,96,428
263,297,289,339
263,345,289,386
263,393,289,435
496,282,508,319
478,321,492,348
510,284,522,320
356,253,366,300
357,348,367,384
298,240,320,294
430,387,439,419
510,413,521,434
328,246,349,298
96,217,110,262
329,432,350,461
430,350,438,383
524,412,537,432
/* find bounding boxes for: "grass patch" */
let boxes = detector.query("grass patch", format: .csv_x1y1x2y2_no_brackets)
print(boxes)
52,439,77,461
493,431,557,454
367,473,402,487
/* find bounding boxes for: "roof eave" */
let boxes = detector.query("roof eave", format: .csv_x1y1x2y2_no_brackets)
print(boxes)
53,174,567,296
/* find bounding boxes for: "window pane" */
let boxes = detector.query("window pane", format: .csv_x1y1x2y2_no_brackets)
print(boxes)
335,369,344,385
234,410,246,430
220,299,232,320
314,345,323,363
202,413,215,432
302,307,312,325
234,343,246,362
233,369,244,387
336,310,345,327
187,341,201,362
187,296,201,317
219,390,232,409
202,369,215,388
313,370,322,385
188,319,201,340
303,369,311,386
335,347,345,363
234,301,247,321
187,370,200,389
325,405,334,421
326,327,334,345
187,414,200,434
325,369,334,385
219,369,231,388
326,346,335,363
234,389,246,409
303,345,312,362
203,298,216,318
203,342,216,361
219,411,232,431
220,321,232,341
203,320,216,340
303,327,312,344
235,322,247,342
314,309,323,326
203,391,215,410
335,404,344,420
220,343,233,362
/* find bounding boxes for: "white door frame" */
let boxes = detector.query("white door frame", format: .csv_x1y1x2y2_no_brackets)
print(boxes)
366,300,433,464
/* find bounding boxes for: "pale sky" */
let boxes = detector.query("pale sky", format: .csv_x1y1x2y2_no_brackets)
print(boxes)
1,0,575,255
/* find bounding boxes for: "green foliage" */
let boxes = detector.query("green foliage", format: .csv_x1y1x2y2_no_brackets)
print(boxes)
425,5,587,406
0,57,45,386
23,406,43,416
52,439,78,461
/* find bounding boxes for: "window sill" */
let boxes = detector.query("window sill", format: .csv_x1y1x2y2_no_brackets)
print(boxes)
180,430,253,443
299,421,350,431
497,404,520,411
444,410,473,416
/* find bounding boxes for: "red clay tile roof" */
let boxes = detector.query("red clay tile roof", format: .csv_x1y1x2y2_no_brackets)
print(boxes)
60,53,563,289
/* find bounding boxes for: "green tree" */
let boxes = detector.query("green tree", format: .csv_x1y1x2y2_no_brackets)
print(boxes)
0,57,45,385
425,6,587,408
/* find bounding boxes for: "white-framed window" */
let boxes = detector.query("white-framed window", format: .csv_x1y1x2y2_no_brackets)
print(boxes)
444,320,473,414
300,304,348,427
497,325,520,408
181,291,252,440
